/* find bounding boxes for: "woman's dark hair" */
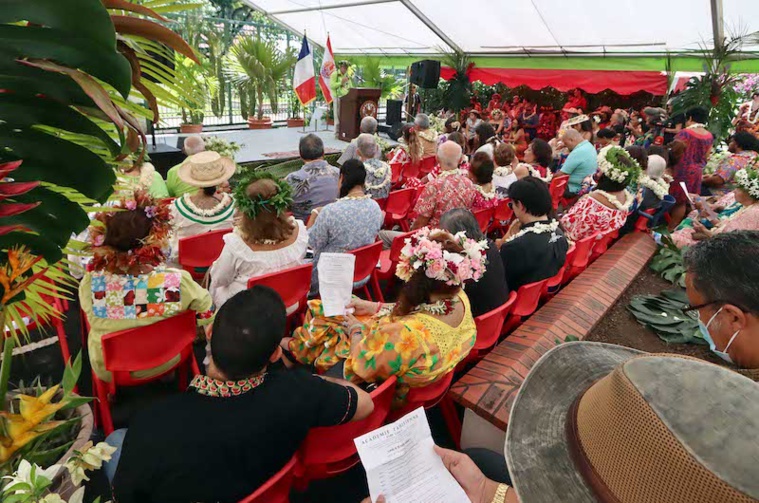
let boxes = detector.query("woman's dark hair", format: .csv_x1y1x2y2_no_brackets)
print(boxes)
595,174,629,192
393,232,463,317
647,145,669,165
240,178,295,242
211,286,286,379
475,122,496,144
447,131,467,151
470,152,494,185
625,145,648,171
339,158,367,198
686,106,709,125
530,139,553,168
578,120,594,133
444,116,460,133
104,209,152,252
202,186,217,197
508,177,552,216
439,208,484,240
732,131,759,152
596,128,617,140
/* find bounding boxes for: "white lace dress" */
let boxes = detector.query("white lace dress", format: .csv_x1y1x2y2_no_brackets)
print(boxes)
208,220,309,308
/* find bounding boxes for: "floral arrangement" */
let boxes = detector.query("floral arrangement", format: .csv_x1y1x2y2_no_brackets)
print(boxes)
734,74,759,97
88,190,172,275
638,175,671,200
735,162,759,200
396,228,488,286
203,136,243,162
2,442,116,503
703,149,730,175
233,171,293,220
597,146,641,186
429,114,447,134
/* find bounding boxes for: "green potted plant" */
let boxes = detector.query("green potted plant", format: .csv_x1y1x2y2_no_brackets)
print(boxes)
287,91,305,128
226,37,296,129
174,55,215,134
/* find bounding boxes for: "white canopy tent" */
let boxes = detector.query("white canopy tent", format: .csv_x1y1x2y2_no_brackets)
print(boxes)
243,0,759,56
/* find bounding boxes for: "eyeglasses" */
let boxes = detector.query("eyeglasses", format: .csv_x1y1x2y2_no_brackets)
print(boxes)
683,300,751,313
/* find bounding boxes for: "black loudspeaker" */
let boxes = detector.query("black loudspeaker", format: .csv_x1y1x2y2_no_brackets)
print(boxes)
410,59,441,89
386,99,403,125
387,122,408,142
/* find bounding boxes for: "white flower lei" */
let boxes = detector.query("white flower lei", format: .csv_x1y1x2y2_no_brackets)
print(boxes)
437,169,462,180
597,146,639,184
594,189,635,211
735,168,759,199
686,122,707,130
181,192,233,217
518,162,552,183
474,183,496,199
494,166,513,177
638,175,670,200
503,219,560,244
364,162,391,192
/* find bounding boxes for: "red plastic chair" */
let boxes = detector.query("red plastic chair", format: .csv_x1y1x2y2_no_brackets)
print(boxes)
383,188,416,231
385,372,462,448
541,245,575,302
403,161,421,181
549,175,569,210
9,294,71,370
590,229,619,263
295,377,397,486
349,241,384,300
419,156,437,177
562,232,600,284
247,263,313,329
94,311,200,435
372,231,414,303
390,162,405,187
456,292,517,370
375,197,388,212
178,228,232,281
238,455,298,503
634,208,657,232
502,279,549,335
473,207,495,234
489,198,514,236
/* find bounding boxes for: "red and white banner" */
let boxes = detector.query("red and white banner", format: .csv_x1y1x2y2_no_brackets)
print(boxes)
319,36,336,104
294,35,316,106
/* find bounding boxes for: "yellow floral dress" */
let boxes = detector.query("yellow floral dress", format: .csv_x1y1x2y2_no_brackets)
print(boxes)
289,294,476,406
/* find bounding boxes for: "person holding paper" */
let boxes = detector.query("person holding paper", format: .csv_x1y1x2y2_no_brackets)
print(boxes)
110,286,373,503
289,228,485,406
306,159,383,295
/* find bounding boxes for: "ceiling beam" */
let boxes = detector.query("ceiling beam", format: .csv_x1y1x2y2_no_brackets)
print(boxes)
710,0,725,47
269,0,396,15
398,0,462,53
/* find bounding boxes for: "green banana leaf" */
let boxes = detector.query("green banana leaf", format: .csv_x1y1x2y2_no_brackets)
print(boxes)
628,290,706,346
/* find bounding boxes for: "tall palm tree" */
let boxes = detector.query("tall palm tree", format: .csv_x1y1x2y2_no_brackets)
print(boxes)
226,38,296,121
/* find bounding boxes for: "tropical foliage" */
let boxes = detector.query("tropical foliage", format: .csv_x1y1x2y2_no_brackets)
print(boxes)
628,289,706,345
650,239,687,288
440,50,472,112
350,57,404,100
226,38,296,121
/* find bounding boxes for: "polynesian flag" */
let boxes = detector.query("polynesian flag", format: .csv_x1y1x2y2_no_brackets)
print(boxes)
319,36,336,104
293,35,316,106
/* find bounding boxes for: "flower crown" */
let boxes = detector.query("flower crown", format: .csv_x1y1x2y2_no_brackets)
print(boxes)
88,190,172,274
395,228,488,287
735,161,759,200
233,171,293,220
597,146,641,186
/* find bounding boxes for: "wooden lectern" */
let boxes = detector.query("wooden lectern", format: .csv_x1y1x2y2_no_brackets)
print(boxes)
338,87,381,142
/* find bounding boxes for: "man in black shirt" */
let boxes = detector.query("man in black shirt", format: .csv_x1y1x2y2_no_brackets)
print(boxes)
498,177,569,291
111,286,373,503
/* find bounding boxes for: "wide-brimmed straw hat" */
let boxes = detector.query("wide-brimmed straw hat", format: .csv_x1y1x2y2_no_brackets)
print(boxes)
506,342,759,503
178,151,236,188
469,109,482,118
564,114,590,127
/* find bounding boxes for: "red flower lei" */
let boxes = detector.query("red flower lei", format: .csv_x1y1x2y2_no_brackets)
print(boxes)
88,190,173,274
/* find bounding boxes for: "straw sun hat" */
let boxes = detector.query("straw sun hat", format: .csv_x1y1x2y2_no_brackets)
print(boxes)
177,151,236,188
506,342,759,503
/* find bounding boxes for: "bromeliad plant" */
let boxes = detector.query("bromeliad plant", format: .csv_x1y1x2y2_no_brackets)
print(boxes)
628,289,706,346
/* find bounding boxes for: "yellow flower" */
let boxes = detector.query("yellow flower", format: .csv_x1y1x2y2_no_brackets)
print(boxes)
395,330,420,361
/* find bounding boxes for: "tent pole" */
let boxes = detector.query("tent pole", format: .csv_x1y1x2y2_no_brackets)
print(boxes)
398,0,462,53
709,0,725,48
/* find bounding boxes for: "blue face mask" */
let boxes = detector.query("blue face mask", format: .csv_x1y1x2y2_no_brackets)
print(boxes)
698,306,740,363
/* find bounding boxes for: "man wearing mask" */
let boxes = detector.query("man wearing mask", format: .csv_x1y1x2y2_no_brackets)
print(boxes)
684,230,759,380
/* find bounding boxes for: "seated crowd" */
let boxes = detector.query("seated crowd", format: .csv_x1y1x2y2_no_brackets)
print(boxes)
75,97,759,502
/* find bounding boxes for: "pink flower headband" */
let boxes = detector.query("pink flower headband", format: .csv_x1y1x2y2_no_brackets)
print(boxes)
396,228,488,286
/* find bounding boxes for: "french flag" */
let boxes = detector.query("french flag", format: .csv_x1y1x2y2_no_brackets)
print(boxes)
293,35,316,106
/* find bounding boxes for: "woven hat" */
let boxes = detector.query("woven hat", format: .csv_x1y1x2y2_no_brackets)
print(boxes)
469,109,482,118
506,342,759,503
564,114,590,127
178,151,236,188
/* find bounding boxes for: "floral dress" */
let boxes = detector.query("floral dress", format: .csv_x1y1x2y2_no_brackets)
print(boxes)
672,128,713,204
472,183,498,211
671,202,759,248
363,158,392,200
290,294,476,407
560,193,630,241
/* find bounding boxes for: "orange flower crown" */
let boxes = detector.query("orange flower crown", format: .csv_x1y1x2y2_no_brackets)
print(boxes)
87,190,172,274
